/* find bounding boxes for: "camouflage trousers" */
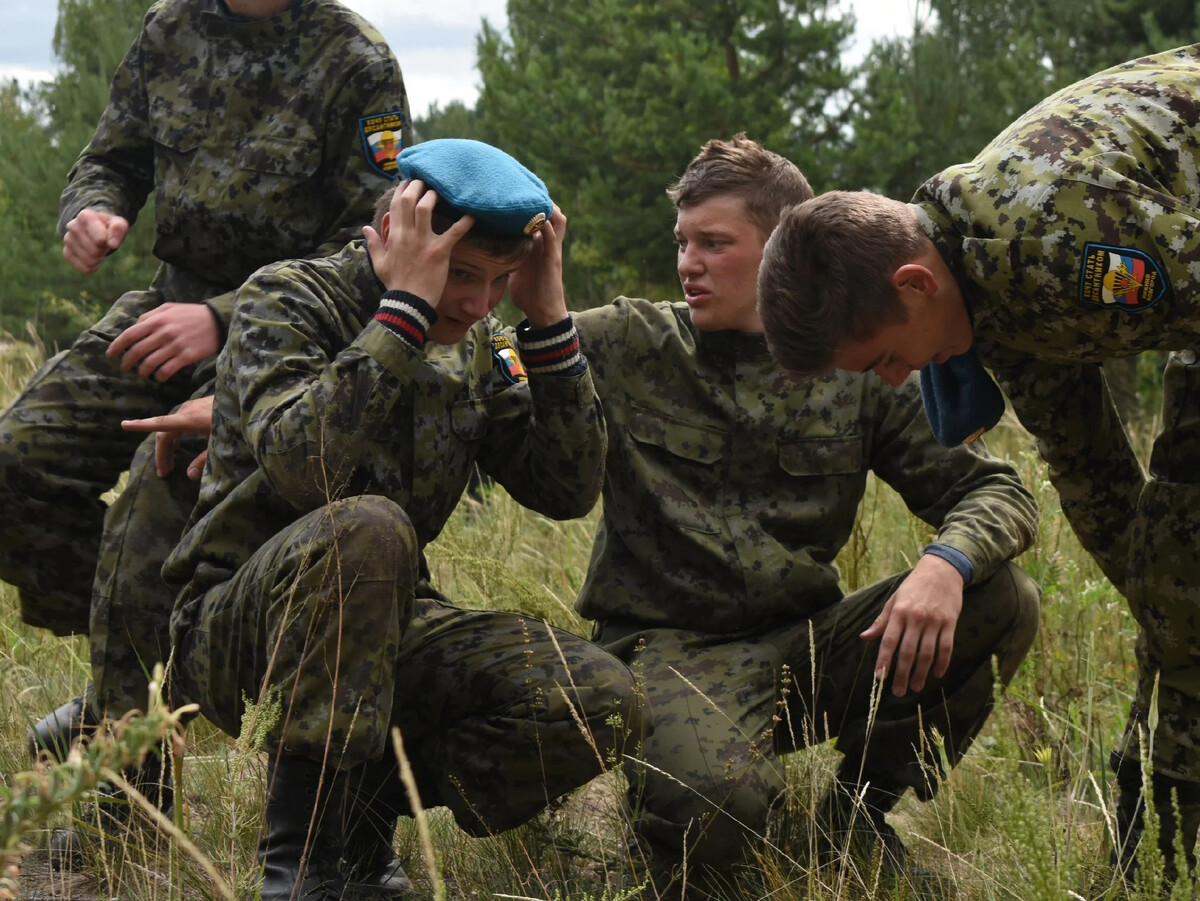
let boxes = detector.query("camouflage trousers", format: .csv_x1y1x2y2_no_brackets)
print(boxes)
594,561,1040,867
0,276,215,636
1122,350,1200,783
91,424,206,716
173,494,647,835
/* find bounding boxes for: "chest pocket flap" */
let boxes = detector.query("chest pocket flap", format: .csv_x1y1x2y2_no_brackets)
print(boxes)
235,135,322,177
778,437,862,476
628,406,724,464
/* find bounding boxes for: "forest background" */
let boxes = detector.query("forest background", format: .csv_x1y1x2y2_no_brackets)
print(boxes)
2,0,1198,349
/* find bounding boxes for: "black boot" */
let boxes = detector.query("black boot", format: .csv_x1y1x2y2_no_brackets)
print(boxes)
1111,749,1200,882
28,693,101,760
815,773,932,881
257,755,348,901
49,750,175,871
340,759,412,897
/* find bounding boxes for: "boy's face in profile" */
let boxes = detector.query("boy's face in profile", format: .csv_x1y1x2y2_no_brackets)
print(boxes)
675,194,766,334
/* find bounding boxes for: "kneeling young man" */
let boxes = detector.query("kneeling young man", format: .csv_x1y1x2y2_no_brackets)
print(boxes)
162,140,646,900
573,136,1040,893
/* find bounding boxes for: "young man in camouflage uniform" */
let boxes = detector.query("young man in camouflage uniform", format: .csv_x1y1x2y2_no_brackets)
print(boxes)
2,0,409,761
160,140,645,901
757,43,1200,879
572,136,1041,894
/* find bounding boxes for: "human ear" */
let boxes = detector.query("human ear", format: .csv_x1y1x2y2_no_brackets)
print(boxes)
892,263,937,297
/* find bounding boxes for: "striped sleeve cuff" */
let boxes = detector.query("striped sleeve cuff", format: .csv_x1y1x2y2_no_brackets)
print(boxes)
375,290,437,349
516,316,586,377
922,543,975,586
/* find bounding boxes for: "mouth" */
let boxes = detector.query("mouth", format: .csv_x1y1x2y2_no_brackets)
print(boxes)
682,283,709,304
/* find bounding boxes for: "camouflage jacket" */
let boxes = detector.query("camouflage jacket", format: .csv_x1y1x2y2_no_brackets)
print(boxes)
574,298,1036,633
58,0,409,325
164,241,606,635
911,43,1200,588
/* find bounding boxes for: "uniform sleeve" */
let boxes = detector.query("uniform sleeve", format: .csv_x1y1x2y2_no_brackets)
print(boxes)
473,323,607,520
57,12,155,235
572,301,631,397
308,51,411,261
206,52,410,335
227,268,426,510
865,373,1038,583
987,348,1144,593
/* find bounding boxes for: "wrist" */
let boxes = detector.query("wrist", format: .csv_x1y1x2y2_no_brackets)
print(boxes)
922,544,974,585
376,290,438,349
516,315,585,377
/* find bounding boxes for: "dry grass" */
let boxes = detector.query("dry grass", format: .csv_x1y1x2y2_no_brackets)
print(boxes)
0,337,1180,900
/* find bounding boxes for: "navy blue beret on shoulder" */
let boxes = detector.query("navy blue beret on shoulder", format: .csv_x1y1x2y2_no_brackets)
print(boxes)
397,139,553,237
919,349,1006,446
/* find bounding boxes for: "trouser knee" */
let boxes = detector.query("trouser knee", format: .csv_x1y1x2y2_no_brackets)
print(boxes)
633,765,776,868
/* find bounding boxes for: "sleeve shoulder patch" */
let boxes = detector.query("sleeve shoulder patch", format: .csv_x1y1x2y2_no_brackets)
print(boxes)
360,110,408,177
1078,242,1167,311
492,334,528,384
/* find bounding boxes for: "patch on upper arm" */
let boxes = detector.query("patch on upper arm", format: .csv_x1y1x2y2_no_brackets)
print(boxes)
492,334,527,384
359,110,408,177
1078,242,1166,311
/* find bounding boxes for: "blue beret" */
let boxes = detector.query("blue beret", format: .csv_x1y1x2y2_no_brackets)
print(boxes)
397,139,553,237
919,349,1006,446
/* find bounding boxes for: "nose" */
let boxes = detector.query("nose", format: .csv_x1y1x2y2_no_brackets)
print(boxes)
461,284,494,320
678,244,703,278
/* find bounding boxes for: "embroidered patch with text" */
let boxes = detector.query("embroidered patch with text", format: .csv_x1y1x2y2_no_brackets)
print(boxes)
492,335,528,384
1078,242,1166,311
359,110,407,177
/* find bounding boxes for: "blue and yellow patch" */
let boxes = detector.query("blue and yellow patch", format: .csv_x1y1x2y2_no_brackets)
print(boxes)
492,335,527,384
1078,242,1166,311
360,110,407,177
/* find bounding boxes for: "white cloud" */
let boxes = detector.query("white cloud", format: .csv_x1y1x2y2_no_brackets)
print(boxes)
0,64,55,86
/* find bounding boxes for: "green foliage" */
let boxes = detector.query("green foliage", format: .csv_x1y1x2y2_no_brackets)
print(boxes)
415,100,490,143
834,0,1200,201
475,0,853,308
0,0,156,348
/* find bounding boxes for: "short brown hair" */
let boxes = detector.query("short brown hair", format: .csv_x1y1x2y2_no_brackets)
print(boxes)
667,134,813,236
371,185,533,261
757,191,926,378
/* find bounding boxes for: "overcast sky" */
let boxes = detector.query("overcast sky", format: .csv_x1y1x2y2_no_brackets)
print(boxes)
0,0,922,118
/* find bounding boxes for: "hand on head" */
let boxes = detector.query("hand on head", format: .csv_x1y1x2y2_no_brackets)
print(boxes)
62,209,129,274
363,179,474,308
508,206,569,328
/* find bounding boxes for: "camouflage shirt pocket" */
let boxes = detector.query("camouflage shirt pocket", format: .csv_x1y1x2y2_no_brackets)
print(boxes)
777,437,863,476
627,406,725,535
234,135,322,178
450,398,488,445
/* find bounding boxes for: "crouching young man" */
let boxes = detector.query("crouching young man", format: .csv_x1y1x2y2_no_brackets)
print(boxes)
161,140,646,900
573,136,1041,895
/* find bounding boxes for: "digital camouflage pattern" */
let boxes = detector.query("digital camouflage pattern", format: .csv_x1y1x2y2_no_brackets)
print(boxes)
59,0,412,314
596,564,1038,867
575,299,1037,631
911,43,1200,781
172,496,643,835
0,0,408,639
574,298,1040,863
161,241,634,828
